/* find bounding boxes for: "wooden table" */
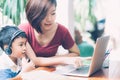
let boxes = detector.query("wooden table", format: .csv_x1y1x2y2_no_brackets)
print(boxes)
10,67,109,80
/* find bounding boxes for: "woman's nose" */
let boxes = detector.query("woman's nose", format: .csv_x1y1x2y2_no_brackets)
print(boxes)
46,15,52,21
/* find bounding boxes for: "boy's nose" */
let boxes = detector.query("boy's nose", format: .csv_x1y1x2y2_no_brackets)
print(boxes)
23,46,26,51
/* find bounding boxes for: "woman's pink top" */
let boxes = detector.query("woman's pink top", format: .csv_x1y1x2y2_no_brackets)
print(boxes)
18,23,74,57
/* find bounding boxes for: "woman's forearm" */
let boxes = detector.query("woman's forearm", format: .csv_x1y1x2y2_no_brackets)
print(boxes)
26,42,81,67
33,57,67,66
55,53,79,57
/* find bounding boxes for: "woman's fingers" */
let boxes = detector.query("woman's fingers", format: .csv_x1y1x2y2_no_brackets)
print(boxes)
63,57,91,68
74,57,83,68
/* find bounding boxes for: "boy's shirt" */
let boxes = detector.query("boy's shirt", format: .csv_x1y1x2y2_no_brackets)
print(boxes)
0,52,21,73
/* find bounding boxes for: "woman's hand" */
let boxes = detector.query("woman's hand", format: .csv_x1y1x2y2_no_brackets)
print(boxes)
63,57,92,68
63,57,83,68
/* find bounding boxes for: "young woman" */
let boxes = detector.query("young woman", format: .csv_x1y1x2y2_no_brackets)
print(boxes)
19,0,83,67
0,26,35,80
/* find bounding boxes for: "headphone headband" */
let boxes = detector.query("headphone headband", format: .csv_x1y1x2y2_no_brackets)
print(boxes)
11,30,24,42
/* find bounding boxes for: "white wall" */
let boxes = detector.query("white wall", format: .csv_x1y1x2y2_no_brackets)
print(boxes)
95,0,120,50
56,0,74,39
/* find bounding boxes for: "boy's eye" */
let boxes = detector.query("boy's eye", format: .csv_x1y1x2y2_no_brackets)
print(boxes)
19,44,23,46
19,43,26,47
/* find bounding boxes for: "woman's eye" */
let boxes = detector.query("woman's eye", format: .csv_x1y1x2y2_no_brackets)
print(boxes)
51,12,56,15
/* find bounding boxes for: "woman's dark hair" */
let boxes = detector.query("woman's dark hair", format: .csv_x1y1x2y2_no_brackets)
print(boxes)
26,0,57,33
0,26,27,50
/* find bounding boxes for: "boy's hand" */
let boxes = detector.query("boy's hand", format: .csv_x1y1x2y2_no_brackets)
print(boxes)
21,57,35,72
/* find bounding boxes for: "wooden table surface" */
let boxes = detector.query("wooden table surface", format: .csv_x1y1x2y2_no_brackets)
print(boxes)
10,67,109,80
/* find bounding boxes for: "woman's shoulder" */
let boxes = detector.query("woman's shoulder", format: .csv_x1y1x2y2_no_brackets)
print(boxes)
57,23,68,32
18,22,31,29
0,52,16,69
18,22,33,32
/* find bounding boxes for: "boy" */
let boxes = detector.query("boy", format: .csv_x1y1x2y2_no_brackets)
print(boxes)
0,26,35,80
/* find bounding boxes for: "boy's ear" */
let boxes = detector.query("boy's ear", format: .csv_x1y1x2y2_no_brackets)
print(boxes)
4,47,12,55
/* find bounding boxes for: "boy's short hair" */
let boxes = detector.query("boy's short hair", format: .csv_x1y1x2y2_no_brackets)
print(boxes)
0,25,27,55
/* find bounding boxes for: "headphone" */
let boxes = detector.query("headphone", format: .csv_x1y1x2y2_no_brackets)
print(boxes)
4,30,25,55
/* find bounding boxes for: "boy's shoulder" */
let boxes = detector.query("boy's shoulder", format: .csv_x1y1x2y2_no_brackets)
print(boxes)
0,52,15,69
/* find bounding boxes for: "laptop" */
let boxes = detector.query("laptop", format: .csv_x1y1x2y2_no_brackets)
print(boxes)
53,36,110,77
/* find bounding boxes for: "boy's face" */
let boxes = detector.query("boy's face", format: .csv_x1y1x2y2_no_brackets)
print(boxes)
11,37,27,58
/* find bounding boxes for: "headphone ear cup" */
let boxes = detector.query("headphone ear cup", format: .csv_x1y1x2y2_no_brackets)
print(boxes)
4,47,12,55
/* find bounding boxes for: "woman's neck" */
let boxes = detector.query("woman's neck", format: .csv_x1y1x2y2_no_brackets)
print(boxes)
34,23,58,46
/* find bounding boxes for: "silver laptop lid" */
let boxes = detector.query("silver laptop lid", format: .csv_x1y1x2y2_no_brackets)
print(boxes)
88,36,110,76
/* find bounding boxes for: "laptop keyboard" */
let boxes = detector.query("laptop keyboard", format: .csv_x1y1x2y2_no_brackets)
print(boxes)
70,65,90,74
53,60,91,75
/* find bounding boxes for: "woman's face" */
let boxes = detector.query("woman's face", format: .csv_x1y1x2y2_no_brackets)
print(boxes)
11,37,27,58
41,5,56,32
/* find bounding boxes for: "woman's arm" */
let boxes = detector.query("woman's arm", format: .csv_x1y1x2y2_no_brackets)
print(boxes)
26,42,82,67
26,42,63,66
